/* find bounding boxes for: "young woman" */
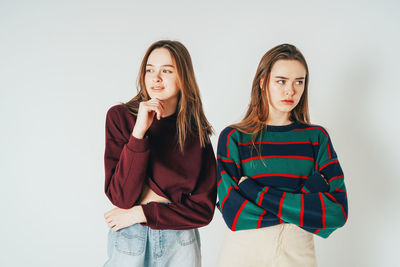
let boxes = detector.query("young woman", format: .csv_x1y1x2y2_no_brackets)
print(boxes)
216,44,348,266
103,40,217,267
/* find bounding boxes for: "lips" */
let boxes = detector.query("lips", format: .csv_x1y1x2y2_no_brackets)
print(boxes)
281,99,294,104
151,86,164,90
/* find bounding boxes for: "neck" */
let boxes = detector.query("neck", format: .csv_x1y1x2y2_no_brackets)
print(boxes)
161,96,179,117
266,111,292,126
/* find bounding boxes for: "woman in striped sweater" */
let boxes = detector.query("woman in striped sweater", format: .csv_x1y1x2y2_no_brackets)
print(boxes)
216,44,348,267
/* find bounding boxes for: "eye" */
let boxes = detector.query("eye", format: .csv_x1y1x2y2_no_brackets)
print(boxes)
295,80,303,85
162,69,172,73
277,80,285,84
146,69,153,73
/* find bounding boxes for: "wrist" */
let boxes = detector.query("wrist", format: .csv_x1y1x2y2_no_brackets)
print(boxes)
238,176,249,185
134,205,147,223
132,128,146,139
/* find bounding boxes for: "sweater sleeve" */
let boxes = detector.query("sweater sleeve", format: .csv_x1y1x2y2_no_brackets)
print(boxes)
238,128,348,238
104,106,150,209
217,127,281,231
141,143,217,230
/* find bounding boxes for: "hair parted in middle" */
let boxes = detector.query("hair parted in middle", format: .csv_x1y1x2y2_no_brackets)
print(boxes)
123,40,213,152
232,43,311,136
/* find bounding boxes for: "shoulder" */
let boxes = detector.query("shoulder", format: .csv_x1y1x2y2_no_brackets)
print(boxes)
107,104,129,119
105,104,137,140
294,122,331,139
218,126,242,143
106,104,136,123
217,126,244,155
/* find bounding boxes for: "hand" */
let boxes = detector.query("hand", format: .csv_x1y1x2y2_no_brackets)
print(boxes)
238,176,249,185
104,206,147,232
132,98,165,139
320,173,329,184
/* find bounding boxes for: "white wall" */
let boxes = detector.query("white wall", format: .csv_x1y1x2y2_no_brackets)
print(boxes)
1,0,399,266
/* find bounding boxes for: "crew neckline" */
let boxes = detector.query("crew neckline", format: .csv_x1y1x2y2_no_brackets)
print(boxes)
266,121,299,132
160,110,178,120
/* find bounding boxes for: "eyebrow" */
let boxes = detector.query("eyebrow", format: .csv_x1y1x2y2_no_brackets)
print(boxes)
146,64,175,68
274,76,305,80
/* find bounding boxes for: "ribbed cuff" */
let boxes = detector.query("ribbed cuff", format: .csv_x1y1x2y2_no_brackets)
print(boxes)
303,172,330,193
127,135,149,152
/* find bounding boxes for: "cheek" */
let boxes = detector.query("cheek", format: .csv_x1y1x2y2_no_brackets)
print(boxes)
296,87,305,98
144,75,151,85
268,85,283,99
167,76,179,89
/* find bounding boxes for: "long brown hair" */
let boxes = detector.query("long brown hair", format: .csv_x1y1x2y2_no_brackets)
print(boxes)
232,44,310,157
232,43,310,133
123,40,213,152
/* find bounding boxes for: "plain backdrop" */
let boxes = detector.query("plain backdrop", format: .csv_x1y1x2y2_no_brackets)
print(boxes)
1,0,399,266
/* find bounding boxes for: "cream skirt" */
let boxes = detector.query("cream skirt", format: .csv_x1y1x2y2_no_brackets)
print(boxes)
216,223,317,267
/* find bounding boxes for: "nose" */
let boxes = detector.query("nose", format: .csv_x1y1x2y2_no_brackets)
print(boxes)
285,83,295,96
152,70,162,83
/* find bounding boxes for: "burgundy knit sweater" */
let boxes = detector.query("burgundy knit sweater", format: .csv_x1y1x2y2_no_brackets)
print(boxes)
104,105,217,230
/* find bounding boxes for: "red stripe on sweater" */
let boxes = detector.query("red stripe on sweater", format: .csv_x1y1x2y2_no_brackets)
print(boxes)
258,186,270,205
220,186,239,212
226,129,237,158
252,173,308,179
314,229,321,234
217,178,222,188
319,160,339,172
217,171,225,188
325,192,347,222
319,192,326,229
294,127,332,159
237,141,319,145
232,200,248,231
217,156,241,169
301,188,309,194
278,192,286,223
328,174,344,183
220,170,238,183
299,194,304,227
335,188,346,193
257,210,267,229
241,155,314,163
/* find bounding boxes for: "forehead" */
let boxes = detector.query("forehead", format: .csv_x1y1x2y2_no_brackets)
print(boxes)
147,48,174,65
270,60,306,77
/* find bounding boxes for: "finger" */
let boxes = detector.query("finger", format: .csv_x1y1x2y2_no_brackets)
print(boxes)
147,101,164,110
153,98,165,109
148,106,163,120
104,208,117,218
155,106,164,119
149,98,165,110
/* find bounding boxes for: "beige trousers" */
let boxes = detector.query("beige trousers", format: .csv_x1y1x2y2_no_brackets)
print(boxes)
216,223,317,267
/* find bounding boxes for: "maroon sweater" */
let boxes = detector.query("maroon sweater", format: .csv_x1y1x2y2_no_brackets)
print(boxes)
104,105,217,230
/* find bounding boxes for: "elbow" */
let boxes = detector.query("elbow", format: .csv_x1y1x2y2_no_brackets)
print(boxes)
193,202,216,228
105,188,137,209
201,205,216,227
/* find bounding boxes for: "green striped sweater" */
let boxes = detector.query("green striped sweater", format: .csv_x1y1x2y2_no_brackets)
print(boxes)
216,121,348,238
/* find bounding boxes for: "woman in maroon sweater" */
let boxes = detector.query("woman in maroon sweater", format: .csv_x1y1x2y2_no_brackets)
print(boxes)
103,40,217,267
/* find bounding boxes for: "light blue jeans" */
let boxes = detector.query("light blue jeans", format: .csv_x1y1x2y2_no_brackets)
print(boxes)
104,223,201,267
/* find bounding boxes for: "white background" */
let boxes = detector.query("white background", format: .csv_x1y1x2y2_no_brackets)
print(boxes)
1,0,399,266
